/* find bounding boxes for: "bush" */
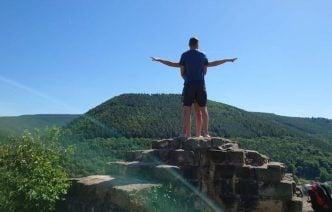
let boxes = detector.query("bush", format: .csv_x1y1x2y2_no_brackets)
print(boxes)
0,128,72,212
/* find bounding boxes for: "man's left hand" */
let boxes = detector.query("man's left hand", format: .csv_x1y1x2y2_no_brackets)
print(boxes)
151,57,160,61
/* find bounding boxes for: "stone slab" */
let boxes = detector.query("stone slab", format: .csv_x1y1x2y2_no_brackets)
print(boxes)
168,149,195,166
258,180,293,200
182,138,212,150
66,175,162,212
245,150,269,166
208,149,245,165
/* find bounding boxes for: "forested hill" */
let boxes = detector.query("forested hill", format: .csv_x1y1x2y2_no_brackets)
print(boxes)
0,114,79,135
255,112,332,142
65,94,332,181
67,94,332,142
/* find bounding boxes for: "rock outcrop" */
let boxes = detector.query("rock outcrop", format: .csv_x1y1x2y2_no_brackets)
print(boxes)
59,137,302,212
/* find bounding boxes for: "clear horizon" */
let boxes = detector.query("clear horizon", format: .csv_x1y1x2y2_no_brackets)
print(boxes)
1,1,331,118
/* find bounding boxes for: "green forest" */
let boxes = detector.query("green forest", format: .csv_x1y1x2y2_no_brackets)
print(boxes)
1,94,332,181
66,94,332,181
0,114,79,135
1,93,332,211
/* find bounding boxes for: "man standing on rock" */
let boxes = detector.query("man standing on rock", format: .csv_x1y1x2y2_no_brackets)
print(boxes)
152,37,237,138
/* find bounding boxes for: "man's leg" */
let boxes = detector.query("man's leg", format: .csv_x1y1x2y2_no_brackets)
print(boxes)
196,83,209,137
182,106,192,137
200,106,209,137
181,108,186,136
188,107,192,136
182,83,194,138
194,103,202,137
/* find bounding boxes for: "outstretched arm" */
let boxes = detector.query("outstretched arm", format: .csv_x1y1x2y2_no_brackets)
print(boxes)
151,57,181,68
207,58,237,67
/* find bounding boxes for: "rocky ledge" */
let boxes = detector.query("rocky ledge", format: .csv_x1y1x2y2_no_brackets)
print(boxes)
59,137,302,212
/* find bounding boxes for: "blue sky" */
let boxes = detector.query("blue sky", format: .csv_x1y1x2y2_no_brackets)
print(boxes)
0,0,331,118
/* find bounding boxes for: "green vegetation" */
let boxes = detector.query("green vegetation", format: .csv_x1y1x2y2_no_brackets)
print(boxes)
0,129,9,143
0,128,72,212
255,112,332,142
67,94,332,181
61,135,152,177
0,127,152,210
0,114,79,135
68,94,182,138
68,94,301,139
0,92,331,204
238,136,332,181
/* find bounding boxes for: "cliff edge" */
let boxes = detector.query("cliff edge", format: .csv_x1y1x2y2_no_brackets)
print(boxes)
59,137,303,212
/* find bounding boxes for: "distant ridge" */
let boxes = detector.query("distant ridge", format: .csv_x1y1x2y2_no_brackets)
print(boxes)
254,112,332,142
0,114,80,135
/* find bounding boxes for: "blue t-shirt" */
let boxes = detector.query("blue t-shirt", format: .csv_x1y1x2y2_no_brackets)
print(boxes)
179,49,208,84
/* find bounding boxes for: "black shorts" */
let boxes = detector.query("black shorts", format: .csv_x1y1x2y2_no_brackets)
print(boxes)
181,88,196,103
182,82,207,107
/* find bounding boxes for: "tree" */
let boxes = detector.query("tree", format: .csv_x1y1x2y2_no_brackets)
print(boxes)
0,128,72,212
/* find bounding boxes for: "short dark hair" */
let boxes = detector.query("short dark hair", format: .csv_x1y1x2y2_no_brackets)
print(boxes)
189,37,199,47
